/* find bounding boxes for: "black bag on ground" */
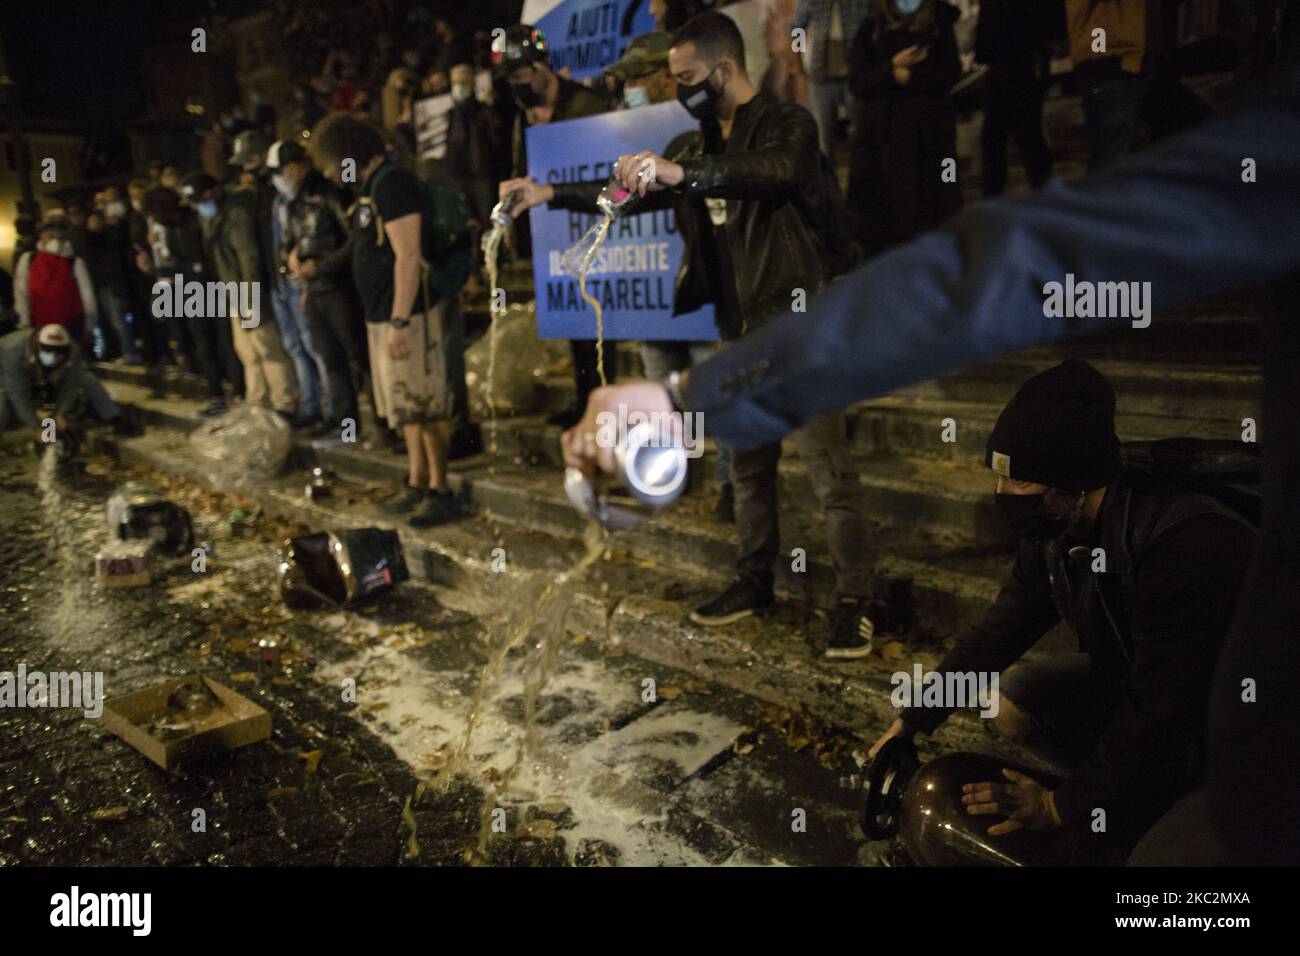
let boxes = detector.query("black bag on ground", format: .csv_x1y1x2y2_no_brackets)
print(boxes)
277,528,409,610
106,482,195,557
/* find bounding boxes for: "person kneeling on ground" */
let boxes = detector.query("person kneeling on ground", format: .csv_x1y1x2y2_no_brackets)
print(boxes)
869,359,1256,863
0,324,129,439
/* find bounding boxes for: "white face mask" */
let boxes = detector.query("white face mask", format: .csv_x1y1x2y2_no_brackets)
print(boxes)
272,172,297,198
105,201,127,218
38,350,63,368
451,84,471,103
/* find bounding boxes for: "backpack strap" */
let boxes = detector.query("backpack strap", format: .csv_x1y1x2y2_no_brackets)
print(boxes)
363,162,396,247
366,160,437,311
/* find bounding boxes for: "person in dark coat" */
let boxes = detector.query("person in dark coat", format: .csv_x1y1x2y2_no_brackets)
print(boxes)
974,0,1065,197
847,0,963,255
446,61,506,228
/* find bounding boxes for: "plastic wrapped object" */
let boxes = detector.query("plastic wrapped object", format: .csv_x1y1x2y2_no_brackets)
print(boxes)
464,305,561,417
188,404,291,486
106,481,195,557
277,528,410,610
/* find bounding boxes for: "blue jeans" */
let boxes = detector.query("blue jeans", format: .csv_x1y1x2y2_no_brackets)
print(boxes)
271,278,321,419
96,286,141,363
807,77,850,157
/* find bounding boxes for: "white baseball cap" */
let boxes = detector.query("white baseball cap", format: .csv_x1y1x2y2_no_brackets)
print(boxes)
37,325,72,349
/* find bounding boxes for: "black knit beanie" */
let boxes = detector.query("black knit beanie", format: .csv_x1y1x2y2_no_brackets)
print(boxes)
985,358,1121,491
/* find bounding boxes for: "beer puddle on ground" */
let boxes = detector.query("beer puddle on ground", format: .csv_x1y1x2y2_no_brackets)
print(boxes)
314,638,773,865
4,443,876,864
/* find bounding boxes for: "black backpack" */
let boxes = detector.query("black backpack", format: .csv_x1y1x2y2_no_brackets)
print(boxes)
365,163,474,305
1091,439,1261,663
1119,438,1261,529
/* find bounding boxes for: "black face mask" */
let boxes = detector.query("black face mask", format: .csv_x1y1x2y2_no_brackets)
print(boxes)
676,64,722,122
511,78,543,109
994,492,1072,541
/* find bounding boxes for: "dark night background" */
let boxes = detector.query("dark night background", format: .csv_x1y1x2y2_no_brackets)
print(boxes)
0,0,523,170
2,1,236,149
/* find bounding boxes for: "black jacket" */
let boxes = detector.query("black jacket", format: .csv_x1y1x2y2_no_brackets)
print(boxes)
902,481,1256,827
284,170,355,295
247,175,279,287
82,220,129,294
549,93,857,340
510,76,611,179
974,0,1065,64
447,97,506,182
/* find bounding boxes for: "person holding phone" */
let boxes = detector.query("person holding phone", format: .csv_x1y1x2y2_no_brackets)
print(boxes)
847,0,963,255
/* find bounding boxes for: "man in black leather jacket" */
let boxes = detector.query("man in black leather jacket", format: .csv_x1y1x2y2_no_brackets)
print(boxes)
278,146,364,440
517,12,873,656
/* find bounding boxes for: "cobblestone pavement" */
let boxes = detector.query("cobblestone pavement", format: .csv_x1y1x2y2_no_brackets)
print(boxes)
0,439,877,866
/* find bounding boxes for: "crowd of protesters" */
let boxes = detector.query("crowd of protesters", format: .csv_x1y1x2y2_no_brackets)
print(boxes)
0,0,1291,867
0,0,1247,533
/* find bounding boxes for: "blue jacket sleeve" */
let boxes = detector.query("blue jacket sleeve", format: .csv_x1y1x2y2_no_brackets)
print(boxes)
685,64,1300,451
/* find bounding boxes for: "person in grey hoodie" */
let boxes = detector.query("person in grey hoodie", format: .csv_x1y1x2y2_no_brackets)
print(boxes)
0,324,120,435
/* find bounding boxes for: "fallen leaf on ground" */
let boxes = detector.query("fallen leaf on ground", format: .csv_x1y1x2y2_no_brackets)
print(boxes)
657,686,682,701
881,641,906,661
401,795,420,860
228,672,256,683
299,749,324,774
418,745,454,769
519,819,557,839
91,806,129,821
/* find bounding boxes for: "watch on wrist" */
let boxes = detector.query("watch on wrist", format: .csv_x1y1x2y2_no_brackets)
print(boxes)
663,370,687,414
390,316,411,330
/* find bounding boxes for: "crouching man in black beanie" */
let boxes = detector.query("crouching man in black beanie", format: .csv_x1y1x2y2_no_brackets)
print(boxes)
869,358,1257,864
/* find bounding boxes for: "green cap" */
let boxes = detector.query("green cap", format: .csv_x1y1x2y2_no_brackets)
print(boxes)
229,129,272,166
604,32,670,80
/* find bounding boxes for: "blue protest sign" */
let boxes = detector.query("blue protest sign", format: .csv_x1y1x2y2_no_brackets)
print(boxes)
521,0,658,80
525,101,716,342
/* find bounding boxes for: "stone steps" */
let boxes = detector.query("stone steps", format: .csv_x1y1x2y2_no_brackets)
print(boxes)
98,379,1012,632
103,423,1058,759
